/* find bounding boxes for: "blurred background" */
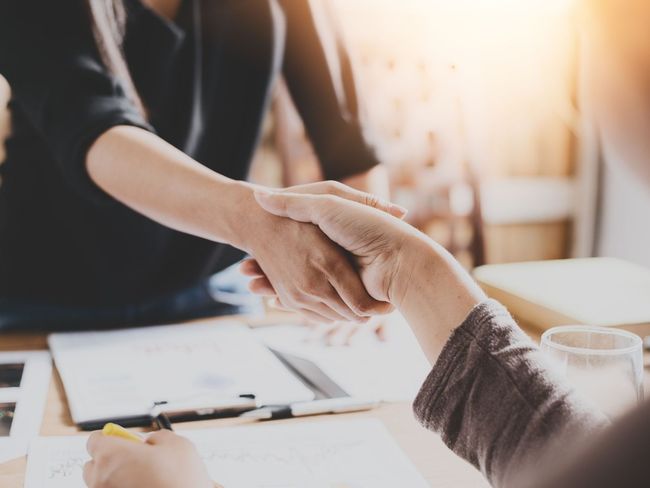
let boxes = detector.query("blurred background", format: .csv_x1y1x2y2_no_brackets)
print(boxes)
1,0,648,271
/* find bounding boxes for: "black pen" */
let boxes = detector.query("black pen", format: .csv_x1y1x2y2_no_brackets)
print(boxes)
151,394,257,427
152,409,174,431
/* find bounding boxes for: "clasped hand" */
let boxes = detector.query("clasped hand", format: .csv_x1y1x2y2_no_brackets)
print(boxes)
238,181,408,325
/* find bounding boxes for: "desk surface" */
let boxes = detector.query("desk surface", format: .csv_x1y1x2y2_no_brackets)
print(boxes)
0,319,489,488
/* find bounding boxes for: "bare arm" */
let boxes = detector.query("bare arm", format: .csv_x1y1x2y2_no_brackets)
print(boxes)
87,125,250,248
87,126,399,322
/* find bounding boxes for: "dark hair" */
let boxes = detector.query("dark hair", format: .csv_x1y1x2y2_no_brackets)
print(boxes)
85,0,144,113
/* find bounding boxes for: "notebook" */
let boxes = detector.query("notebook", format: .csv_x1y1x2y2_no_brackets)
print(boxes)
474,257,650,336
48,321,314,428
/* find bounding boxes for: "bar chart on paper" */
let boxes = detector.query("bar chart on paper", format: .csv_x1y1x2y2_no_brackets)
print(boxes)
26,420,429,488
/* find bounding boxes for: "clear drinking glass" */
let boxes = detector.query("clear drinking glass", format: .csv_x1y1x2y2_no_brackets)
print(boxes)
540,325,644,418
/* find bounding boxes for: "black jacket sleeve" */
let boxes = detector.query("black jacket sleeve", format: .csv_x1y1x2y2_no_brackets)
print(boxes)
279,0,380,181
0,0,153,203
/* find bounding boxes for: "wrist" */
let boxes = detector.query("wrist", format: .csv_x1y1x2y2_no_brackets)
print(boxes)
392,235,486,364
389,233,442,310
218,180,266,252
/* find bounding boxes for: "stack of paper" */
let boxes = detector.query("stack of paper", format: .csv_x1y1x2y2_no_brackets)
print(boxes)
25,419,429,488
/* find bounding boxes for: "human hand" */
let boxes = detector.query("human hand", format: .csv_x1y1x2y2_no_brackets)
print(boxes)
83,430,214,488
236,181,406,324
251,189,486,364
249,188,420,308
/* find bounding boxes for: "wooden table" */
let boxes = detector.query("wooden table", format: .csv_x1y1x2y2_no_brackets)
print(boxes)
0,318,489,488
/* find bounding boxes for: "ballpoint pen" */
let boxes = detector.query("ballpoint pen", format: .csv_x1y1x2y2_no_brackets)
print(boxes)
241,397,380,421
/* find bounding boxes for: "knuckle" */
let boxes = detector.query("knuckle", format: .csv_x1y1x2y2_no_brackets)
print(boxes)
285,289,304,304
354,298,375,315
364,193,380,208
324,180,343,194
303,275,326,296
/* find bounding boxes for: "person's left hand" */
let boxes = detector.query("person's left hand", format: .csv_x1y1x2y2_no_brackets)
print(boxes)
83,430,215,488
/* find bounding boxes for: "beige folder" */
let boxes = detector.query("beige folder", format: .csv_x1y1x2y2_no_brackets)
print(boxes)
474,258,650,337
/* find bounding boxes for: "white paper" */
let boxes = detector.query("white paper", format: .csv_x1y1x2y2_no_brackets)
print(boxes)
26,419,429,488
255,314,430,402
48,321,314,424
0,351,52,463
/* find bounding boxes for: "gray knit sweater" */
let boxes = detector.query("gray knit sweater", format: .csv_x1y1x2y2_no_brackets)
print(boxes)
412,300,650,487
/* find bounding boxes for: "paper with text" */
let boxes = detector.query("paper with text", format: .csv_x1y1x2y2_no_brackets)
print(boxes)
26,419,429,488
49,321,314,424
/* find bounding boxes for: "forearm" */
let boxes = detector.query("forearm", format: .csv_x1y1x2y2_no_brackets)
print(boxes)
392,236,485,364
412,300,608,486
86,125,255,250
392,238,608,486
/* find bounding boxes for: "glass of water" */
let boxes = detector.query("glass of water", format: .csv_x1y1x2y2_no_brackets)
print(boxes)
540,325,644,418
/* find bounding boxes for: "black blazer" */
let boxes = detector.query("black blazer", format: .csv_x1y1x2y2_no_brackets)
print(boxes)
0,0,379,307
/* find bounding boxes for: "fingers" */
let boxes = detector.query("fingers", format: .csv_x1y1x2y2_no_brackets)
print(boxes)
283,181,407,218
254,190,322,223
86,431,104,458
248,276,276,296
268,297,289,311
241,259,276,295
329,263,394,317
239,258,264,277
82,460,95,487
146,430,181,446
305,300,354,323
319,284,370,323
269,296,350,324
261,283,363,323
87,431,141,461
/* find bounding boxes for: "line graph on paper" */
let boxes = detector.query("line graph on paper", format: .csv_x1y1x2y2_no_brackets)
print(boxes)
26,421,429,488
196,439,373,487
46,455,86,481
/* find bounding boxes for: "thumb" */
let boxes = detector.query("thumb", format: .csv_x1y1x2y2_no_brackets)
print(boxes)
146,430,181,446
254,190,326,225
282,181,407,219
255,190,381,255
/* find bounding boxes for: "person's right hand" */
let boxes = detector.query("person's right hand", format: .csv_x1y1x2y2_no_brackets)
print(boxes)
250,188,486,365
234,181,406,324
84,430,214,488
250,189,422,308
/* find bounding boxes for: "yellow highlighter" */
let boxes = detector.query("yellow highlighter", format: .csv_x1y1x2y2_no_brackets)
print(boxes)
102,423,143,443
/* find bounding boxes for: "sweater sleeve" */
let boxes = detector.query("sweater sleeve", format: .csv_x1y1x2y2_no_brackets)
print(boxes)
413,299,609,487
0,0,154,205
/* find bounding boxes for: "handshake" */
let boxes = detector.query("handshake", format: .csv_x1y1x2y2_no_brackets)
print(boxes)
239,181,415,325
238,180,484,348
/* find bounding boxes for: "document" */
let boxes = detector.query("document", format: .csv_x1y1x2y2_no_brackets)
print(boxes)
255,314,430,402
26,419,429,487
0,351,51,463
49,321,314,426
